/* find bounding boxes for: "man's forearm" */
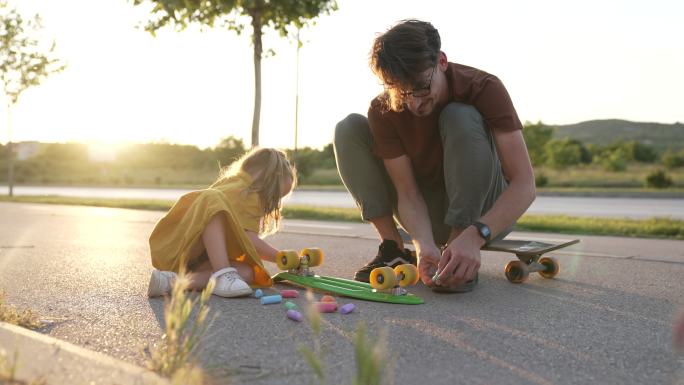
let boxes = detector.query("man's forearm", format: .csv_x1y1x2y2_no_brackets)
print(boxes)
397,192,436,249
478,178,535,239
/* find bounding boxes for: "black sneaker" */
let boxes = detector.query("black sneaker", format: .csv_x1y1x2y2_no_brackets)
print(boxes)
354,239,417,283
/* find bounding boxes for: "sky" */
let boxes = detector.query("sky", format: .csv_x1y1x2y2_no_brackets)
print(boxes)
1,0,683,156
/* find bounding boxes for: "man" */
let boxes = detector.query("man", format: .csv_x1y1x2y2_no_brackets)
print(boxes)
333,19,536,292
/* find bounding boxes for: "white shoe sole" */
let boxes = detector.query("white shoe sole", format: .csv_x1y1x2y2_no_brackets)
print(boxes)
147,271,168,297
212,287,253,298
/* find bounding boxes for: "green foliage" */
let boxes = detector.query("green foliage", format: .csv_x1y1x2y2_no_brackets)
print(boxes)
661,149,684,169
0,1,65,105
544,138,584,169
287,145,336,182
517,215,684,239
645,169,673,189
534,172,548,187
133,0,337,146
134,0,338,37
522,121,553,166
626,141,657,163
596,147,628,172
214,136,246,168
352,322,388,385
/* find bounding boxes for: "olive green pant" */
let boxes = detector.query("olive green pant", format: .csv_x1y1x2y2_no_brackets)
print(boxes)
333,103,510,245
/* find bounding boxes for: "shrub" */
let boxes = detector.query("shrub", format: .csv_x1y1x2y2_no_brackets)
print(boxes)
662,150,684,169
645,169,673,189
535,172,548,187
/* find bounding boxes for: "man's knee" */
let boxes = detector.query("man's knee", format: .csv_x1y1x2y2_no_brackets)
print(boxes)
439,103,486,142
334,113,370,149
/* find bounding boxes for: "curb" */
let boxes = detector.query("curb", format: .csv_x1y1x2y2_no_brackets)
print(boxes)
0,322,169,385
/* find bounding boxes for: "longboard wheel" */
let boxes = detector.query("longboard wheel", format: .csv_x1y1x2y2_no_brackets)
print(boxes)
504,260,529,283
276,250,300,270
369,266,398,290
394,264,419,287
538,256,559,279
301,248,324,267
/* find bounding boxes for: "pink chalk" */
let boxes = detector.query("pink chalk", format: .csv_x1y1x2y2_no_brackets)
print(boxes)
320,295,336,303
280,290,300,298
316,302,338,313
286,309,304,322
339,303,355,314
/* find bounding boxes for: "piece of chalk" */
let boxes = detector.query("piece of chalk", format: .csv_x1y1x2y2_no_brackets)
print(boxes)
280,289,299,298
260,294,282,305
286,309,304,322
316,302,338,313
321,295,336,303
283,301,298,310
339,303,355,314
254,289,263,298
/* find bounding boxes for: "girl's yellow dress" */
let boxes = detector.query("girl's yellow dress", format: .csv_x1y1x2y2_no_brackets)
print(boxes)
149,171,272,288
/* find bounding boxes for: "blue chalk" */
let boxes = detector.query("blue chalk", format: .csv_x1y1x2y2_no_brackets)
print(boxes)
254,289,263,298
260,294,282,305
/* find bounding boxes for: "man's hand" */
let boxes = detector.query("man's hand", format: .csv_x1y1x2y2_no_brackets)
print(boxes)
417,243,442,287
434,226,484,287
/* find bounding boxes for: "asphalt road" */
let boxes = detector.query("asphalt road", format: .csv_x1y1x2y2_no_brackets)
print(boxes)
0,202,683,385
4,185,684,219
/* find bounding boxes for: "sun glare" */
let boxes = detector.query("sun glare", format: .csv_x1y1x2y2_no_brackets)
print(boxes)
86,141,130,162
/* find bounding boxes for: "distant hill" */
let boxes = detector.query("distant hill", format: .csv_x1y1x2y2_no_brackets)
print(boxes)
551,119,684,152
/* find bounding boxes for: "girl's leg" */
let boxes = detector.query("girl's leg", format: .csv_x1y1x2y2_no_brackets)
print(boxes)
186,213,255,290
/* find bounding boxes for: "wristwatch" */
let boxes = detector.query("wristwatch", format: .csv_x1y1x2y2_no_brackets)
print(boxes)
472,221,491,242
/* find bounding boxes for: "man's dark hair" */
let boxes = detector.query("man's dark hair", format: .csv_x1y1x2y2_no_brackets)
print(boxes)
370,19,441,111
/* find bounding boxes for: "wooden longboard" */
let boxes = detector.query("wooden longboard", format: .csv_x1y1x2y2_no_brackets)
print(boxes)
483,238,581,283
484,238,580,258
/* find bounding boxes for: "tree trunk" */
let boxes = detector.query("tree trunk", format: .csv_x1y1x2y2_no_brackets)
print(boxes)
7,141,13,197
250,0,264,148
6,105,13,197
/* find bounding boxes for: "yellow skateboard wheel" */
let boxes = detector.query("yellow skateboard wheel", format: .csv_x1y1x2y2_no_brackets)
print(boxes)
394,264,419,287
276,250,300,270
538,256,559,279
301,248,324,267
504,260,529,283
369,266,397,290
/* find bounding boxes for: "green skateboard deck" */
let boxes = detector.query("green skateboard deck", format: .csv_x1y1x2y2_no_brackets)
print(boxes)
272,271,424,305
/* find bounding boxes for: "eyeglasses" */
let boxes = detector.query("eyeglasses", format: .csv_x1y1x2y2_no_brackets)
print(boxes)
399,66,436,98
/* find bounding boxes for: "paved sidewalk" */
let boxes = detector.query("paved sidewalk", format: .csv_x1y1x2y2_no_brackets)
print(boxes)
0,322,168,385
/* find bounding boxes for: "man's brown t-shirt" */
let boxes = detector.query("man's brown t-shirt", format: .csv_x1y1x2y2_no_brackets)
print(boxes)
368,62,523,188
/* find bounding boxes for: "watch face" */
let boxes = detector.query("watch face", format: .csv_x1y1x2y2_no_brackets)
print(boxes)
482,226,491,238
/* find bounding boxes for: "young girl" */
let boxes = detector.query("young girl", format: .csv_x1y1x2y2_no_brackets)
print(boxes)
147,147,296,298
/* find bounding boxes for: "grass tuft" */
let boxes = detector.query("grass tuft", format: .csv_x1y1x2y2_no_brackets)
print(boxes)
0,292,43,330
299,292,390,385
144,271,214,383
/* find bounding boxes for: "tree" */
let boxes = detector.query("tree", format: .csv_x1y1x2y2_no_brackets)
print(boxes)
522,121,553,166
544,138,584,170
0,1,65,196
133,0,337,147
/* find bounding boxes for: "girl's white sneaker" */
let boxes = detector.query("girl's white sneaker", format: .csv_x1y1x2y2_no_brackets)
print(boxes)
211,267,253,297
147,270,178,297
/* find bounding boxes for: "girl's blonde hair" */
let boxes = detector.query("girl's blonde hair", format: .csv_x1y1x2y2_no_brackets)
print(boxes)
218,147,297,235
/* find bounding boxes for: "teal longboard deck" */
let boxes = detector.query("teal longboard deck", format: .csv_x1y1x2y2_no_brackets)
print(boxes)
272,271,424,305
